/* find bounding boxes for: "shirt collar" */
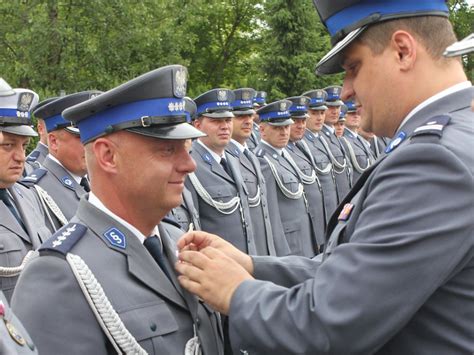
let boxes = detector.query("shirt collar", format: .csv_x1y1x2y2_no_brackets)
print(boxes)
197,139,226,163
230,139,247,153
261,140,283,156
345,127,358,138
397,81,472,133
88,192,159,244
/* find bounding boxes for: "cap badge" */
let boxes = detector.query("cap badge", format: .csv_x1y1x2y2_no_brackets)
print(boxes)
174,68,187,98
279,102,287,111
242,90,251,100
18,92,33,112
217,90,227,101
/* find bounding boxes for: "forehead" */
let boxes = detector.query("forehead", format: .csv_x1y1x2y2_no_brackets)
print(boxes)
0,132,30,143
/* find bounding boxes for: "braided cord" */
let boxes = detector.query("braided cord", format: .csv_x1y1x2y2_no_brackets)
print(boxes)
188,172,241,215
34,185,68,227
341,137,372,173
0,250,38,277
319,136,347,172
66,253,147,355
263,156,303,200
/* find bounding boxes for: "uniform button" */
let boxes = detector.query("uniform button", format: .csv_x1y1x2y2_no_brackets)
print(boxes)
195,318,200,327
150,323,157,331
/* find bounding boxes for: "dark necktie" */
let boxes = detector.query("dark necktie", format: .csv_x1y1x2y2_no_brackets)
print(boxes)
220,158,232,177
80,176,91,192
0,189,26,231
143,236,172,281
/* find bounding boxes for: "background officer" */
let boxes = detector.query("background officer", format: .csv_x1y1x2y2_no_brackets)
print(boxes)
174,1,473,354
340,100,375,182
24,96,57,174
301,89,339,220
22,91,101,230
0,84,52,302
186,88,256,254
226,88,290,256
286,95,326,250
246,90,266,151
321,85,353,199
12,66,224,354
255,100,317,257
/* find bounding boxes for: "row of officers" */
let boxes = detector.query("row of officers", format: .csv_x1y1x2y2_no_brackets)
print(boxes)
0,73,388,353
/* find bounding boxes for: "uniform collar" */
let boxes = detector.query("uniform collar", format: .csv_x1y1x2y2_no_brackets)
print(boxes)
261,139,283,156
397,81,472,135
323,124,335,134
47,154,82,184
230,139,247,153
197,139,226,163
87,192,159,244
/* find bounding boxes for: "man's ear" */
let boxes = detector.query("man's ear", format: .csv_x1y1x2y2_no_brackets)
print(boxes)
47,132,58,152
91,137,119,174
391,30,417,71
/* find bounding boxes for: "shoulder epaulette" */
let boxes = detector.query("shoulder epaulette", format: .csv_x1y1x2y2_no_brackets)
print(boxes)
39,223,87,257
411,115,451,139
20,167,48,186
256,148,265,158
226,147,240,158
26,150,40,163
161,216,183,230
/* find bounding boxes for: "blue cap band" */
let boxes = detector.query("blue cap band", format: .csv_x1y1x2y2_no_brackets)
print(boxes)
326,0,448,37
196,101,232,116
259,110,291,121
0,108,30,119
44,114,71,132
253,97,266,104
77,97,185,143
231,99,253,108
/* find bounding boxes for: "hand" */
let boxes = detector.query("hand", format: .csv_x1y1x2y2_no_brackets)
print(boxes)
175,247,253,314
177,231,254,275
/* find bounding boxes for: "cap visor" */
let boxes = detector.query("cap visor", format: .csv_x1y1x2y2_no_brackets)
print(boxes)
233,109,256,116
309,105,328,111
201,111,234,119
325,100,344,107
268,118,294,126
127,122,206,140
64,126,80,135
316,27,367,76
0,125,38,137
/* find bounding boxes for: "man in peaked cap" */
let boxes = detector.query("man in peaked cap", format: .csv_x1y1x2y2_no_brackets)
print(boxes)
168,96,202,232
321,85,353,200
174,1,473,354
285,96,326,251
339,100,375,182
0,85,53,302
302,89,339,221
24,96,58,174
12,66,224,355
186,88,257,256
251,100,316,258
334,105,346,137
247,90,266,151
226,88,290,257
22,91,102,231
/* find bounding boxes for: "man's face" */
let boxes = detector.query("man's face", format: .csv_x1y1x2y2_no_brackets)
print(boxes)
260,123,291,148
306,109,326,132
341,41,401,137
335,121,345,137
289,118,306,142
232,114,253,144
345,112,361,131
194,116,232,154
324,106,341,126
49,130,87,176
112,132,196,217
0,132,29,188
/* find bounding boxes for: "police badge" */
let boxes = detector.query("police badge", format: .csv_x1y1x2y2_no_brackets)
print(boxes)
174,68,187,98
279,101,287,111
242,90,251,101
300,97,308,105
18,92,33,112
217,90,227,102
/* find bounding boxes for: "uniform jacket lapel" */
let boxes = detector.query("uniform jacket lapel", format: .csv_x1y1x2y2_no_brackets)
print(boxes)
75,199,189,310
43,156,86,200
8,186,40,247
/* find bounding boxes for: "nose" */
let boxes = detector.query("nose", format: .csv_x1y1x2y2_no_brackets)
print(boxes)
13,145,26,163
178,148,197,174
341,76,355,101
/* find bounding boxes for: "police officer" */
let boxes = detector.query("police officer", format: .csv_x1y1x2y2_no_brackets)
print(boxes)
175,1,473,354
301,89,339,220
168,97,202,231
334,105,346,137
186,88,256,255
285,95,326,250
246,90,266,151
0,86,52,302
340,100,375,182
22,91,101,230
321,85,353,200
24,96,57,174
254,100,317,257
12,66,224,354
226,88,290,256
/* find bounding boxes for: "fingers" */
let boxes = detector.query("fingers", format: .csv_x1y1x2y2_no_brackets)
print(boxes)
177,275,204,298
177,231,214,251
178,249,211,269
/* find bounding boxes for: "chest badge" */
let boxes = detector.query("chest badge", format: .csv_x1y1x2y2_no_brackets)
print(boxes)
338,203,354,221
